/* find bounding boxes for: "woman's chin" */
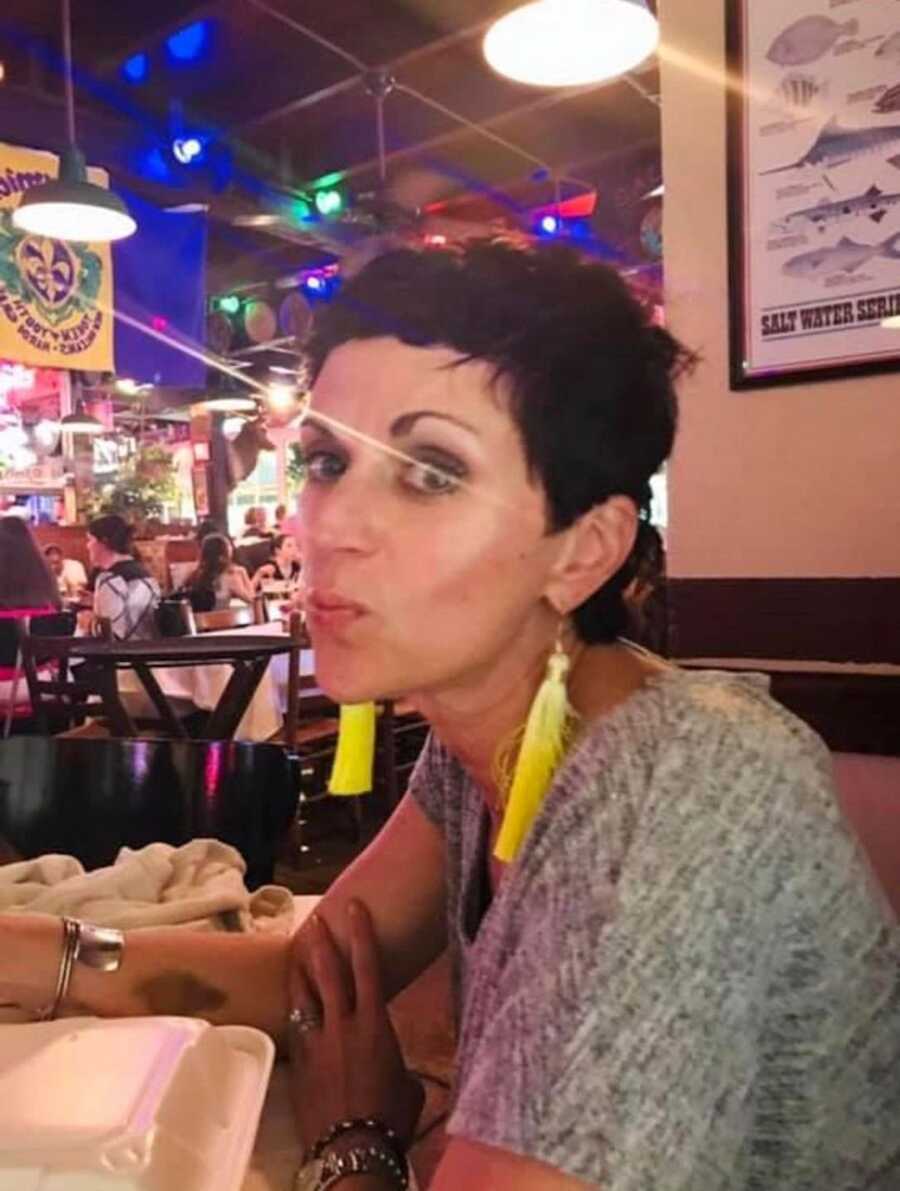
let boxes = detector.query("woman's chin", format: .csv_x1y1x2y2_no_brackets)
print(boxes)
316,670,391,706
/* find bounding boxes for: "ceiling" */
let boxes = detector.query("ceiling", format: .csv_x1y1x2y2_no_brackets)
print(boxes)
0,1,662,294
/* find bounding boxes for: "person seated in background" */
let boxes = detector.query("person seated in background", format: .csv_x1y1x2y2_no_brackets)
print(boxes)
43,545,88,601
235,506,276,575
252,533,301,592
0,518,69,706
183,532,255,612
86,515,160,641
239,505,271,543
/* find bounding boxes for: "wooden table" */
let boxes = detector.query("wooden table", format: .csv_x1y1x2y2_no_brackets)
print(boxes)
34,635,294,740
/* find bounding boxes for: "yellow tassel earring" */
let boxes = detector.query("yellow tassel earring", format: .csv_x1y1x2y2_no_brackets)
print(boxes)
493,632,579,862
328,702,377,796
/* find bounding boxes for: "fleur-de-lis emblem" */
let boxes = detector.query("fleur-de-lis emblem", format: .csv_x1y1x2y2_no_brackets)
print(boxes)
16,235,77,308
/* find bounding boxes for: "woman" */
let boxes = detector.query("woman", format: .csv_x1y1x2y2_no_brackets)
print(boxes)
1,244,898,1191
252,532,301,591
184,532,255,611
0,518,67,704
86,515,160,641
0,520,63,621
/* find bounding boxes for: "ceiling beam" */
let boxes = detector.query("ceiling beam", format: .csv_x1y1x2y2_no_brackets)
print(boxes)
234,14,495,133
324,79,621,190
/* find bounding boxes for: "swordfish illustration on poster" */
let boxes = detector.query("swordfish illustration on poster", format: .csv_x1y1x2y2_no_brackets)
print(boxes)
734,0,900,383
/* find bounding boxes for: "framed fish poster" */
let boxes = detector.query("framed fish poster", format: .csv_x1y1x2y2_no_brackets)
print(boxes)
726,0,900,387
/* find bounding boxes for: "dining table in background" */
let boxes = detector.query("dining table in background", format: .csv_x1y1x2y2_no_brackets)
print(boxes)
115,618,316,741
30,633,295,741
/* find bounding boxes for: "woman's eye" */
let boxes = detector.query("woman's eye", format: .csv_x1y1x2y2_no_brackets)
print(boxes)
302,450,346,482
403,458,464,495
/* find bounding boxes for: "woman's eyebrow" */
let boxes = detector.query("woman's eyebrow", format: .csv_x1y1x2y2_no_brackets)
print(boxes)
389,409,479,437
299,415,336,437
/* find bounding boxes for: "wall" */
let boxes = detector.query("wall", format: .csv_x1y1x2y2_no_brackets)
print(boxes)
659,0,900,581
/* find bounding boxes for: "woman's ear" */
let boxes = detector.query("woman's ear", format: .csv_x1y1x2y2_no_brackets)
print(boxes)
544,496,638,615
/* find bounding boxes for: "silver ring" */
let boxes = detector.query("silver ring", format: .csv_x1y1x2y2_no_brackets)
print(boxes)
288,1005,323,1034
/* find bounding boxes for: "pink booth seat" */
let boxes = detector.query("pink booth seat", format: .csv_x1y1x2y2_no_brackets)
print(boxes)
832,752,900,919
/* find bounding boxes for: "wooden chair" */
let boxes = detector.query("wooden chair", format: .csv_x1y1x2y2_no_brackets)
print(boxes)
274,612,340,751
193,604,257,633
18,617,112,734
156,597,197,638
0,608,75,737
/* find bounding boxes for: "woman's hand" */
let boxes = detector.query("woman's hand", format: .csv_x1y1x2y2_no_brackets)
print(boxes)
287,901,424,1155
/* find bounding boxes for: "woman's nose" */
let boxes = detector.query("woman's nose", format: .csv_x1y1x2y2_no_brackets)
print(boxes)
301,470,381,556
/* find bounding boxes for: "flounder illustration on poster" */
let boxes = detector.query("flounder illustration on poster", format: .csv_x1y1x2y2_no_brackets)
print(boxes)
0,142,114,370
729,0,900,385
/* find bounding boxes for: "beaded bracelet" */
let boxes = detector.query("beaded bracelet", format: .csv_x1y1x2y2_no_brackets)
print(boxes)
318,1142,409,1190
311,1116,406,1167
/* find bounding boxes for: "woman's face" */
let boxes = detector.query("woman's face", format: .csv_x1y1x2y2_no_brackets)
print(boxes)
277,535,299,565
297,337,566,704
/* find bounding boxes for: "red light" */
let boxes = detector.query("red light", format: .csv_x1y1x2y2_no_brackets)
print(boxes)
424,233,447,247
151,315,169,332
532,191,597,221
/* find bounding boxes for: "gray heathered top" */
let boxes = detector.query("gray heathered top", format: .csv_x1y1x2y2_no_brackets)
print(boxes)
408,667,900,1190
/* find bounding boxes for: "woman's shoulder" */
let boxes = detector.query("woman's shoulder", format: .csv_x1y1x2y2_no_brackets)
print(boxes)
533,664,833,867
579,663,827,773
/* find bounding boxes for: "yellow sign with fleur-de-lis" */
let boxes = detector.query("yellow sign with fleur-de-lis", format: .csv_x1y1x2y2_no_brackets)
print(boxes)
0,142,113,370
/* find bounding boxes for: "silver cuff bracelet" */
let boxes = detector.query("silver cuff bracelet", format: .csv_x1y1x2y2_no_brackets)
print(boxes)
38,918,125,1021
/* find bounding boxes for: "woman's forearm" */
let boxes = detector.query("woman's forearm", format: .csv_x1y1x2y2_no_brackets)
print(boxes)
3,913,291,1036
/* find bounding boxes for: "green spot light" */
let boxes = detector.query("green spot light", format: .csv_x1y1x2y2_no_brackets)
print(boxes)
291,198,312,222
314,188,344,216
219,294,241,315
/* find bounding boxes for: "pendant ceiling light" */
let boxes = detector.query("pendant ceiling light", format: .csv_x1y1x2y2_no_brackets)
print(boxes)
483,0,659,88
201,394,258,413
12,0,136,243
60,405,104,434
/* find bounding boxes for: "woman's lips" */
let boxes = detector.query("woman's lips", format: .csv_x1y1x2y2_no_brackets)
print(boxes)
305,589,369,632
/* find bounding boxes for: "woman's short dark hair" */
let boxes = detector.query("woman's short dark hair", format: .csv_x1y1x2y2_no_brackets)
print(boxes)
87,514,133,556
0,517,61,609
306,239,694,643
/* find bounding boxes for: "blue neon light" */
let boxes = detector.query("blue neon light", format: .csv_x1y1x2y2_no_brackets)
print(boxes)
139,146,173,182
166,21,211,62
122,52,149,83
172,136,204,164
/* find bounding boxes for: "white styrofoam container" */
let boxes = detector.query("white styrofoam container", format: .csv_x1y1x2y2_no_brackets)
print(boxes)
0,1016,274,1190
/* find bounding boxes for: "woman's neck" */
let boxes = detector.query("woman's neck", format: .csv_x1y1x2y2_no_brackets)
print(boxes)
101,551,131,569
412,638,669,807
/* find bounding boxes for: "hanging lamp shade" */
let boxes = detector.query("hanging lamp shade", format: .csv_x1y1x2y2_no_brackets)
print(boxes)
201,393,258,413
12,146,136,243
483,0,659,87
60,405,104,434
